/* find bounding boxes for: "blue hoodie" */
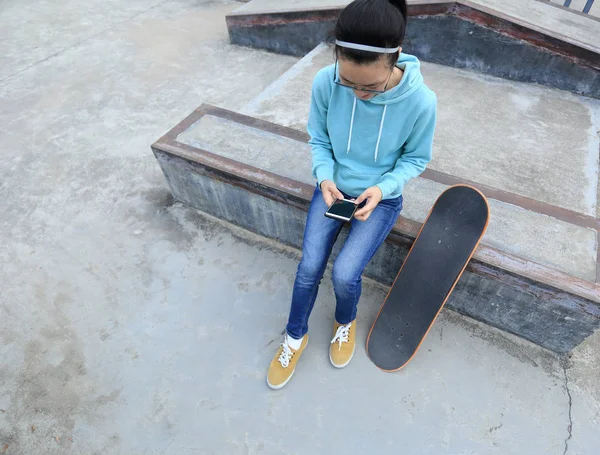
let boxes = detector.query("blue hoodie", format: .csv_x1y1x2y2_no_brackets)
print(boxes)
308,53,437,199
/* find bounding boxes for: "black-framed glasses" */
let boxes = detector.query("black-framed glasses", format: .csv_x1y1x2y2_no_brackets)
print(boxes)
333,59,393,95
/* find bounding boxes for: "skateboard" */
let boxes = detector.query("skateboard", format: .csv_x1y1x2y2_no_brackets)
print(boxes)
366,185,489,371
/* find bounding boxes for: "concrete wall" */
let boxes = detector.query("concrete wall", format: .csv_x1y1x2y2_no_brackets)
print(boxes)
227,9,600,98
153,149,600,354
406,14,600,98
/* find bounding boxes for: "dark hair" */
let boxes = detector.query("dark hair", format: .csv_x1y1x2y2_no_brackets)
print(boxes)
334,0,407,67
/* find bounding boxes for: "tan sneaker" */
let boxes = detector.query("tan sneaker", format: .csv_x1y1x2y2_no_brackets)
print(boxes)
267,335,308,390
330,320,356,368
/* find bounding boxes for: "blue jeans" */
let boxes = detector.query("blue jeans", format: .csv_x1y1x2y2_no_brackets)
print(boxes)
286,187,403,339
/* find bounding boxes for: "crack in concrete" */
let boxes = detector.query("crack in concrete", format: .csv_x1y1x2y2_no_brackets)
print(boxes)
488,423,503,433
562,360,573,455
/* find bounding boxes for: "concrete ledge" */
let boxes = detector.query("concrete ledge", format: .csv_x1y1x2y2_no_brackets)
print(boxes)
238,43,600,282
152,104,600,354
226,0,600,98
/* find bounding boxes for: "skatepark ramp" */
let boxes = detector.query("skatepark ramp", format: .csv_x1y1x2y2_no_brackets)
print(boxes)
152,0,600,354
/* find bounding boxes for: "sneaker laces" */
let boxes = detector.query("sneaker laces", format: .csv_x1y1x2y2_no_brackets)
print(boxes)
277,341,294,368
331,323,351,350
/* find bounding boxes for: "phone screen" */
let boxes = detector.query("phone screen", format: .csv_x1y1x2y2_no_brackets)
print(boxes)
326,199,357,220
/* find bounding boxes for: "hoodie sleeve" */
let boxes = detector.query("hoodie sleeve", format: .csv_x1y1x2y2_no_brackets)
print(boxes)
308,69,335,185
376,94,437,199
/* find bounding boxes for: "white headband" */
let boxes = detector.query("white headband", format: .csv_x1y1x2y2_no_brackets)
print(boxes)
335,40,399,54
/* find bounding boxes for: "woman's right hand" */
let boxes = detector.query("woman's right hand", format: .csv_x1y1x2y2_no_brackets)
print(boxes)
320,180,344,207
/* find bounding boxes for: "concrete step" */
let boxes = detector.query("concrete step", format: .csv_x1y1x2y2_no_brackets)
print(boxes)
152,103,600,355
242,43,600,283
230,0,600,51
227,0,600,98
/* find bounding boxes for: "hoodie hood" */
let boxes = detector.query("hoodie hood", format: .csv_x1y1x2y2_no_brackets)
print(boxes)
370,53,424,105
344,54,425,161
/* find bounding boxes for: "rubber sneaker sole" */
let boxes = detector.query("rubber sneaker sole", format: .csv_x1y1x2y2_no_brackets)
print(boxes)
267,368,295,390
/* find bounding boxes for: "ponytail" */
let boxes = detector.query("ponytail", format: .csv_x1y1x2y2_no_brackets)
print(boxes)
388,0,408,24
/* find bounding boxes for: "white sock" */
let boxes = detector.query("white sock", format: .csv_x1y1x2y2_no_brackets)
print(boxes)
286,334,303,350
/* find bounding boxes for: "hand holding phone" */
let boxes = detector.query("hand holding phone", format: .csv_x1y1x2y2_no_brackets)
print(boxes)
320,180,344,207
325,198,358,222
354,186,383,222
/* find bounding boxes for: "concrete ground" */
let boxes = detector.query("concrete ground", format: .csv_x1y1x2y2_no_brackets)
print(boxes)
1,1,600,454
4,202,600,454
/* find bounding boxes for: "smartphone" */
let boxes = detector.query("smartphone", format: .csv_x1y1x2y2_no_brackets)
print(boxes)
325,198,358,222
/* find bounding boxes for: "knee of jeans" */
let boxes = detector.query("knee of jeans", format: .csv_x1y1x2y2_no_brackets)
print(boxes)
297,255,325,283
332,262,361,290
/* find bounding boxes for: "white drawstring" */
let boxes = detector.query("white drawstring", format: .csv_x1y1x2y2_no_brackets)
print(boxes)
346,97,357,154
374,105,387,162
345,99,387,162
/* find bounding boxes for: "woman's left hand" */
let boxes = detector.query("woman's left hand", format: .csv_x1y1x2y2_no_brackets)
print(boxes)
354,186,383,221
